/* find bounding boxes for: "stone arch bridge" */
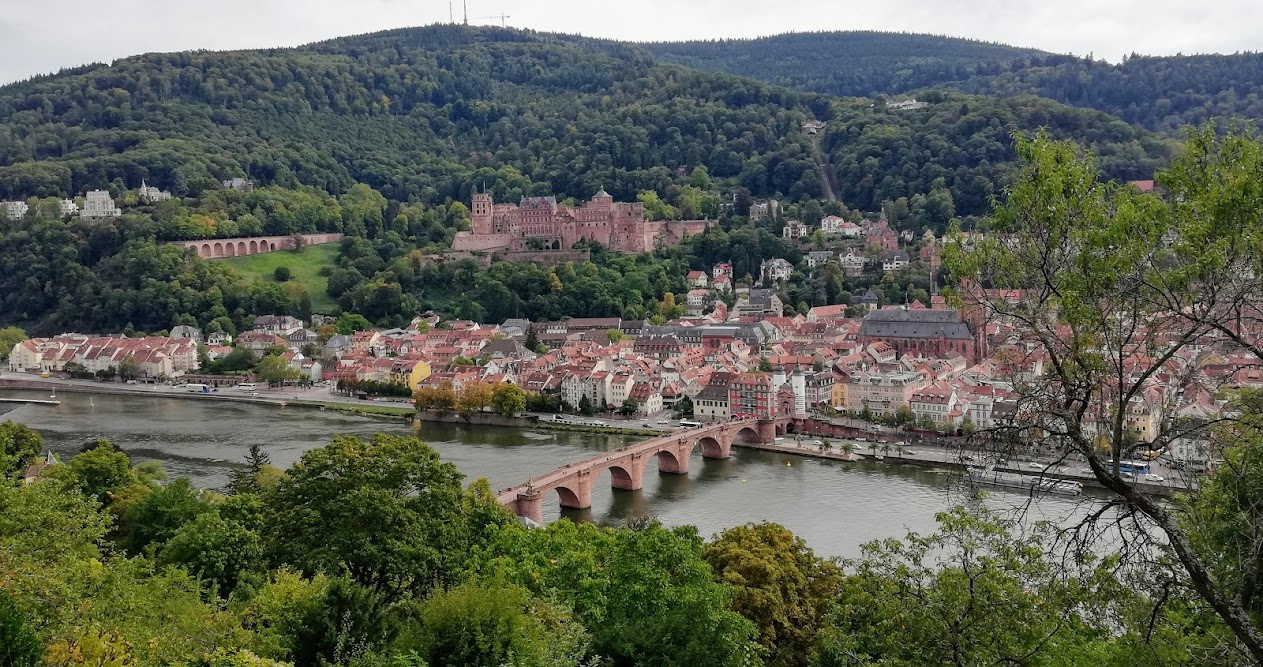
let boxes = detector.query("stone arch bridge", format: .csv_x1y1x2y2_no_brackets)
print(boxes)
171,233,343,259
498,418,787,525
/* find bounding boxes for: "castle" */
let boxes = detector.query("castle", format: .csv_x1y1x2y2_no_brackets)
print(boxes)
451,189,712,254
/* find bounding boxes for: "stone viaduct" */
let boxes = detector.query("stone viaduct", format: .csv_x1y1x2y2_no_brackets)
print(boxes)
172,233,343,259
498,418,788,525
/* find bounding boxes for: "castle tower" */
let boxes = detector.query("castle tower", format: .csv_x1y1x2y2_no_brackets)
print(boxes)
471,191,493,235
791,368,806,415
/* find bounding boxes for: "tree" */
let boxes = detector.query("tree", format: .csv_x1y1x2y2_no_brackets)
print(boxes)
335,313,371,334
523,325,541,353
160,511,264,597
255,354,300,387
0,326,26,362
489,383,527,418
292,577,397,667
577,395,595,416
402,580,591,667
0,420,41,479
705,523,842,667
0,591,40,667
619,397,639,416
118,477,211,555
61,444,135,505
758,356,773,372
816,508,1121,666
266,434,510,599
478,519,761,667
606,328,624,344
414,383,456,411
117,354,140,381
273,266,292,282
454,382,493,416
676,396,694,418
228,444,273,495
947,127,1263,659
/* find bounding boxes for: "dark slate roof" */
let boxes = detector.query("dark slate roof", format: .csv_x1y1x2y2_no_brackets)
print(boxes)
696,385,729,401
859,309,972,341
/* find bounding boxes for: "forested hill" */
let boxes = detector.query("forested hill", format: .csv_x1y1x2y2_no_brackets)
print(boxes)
646,32,1263,133
644,31,1045,98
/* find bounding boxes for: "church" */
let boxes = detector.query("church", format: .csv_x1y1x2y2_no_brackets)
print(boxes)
451,189,712,254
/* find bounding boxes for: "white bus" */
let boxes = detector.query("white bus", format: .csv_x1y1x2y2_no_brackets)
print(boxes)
679,420,702,428
236,382,259,391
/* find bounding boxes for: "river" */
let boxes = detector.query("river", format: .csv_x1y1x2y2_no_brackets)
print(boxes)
0,390,1094,558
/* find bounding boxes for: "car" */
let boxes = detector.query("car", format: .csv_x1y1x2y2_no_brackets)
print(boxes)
657,419,670,424
1028,462,1046,470
905,450,918,456
1120,471,1136,480
1144,473,1165,483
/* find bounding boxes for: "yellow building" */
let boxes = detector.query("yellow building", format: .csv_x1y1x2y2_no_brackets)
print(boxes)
390,359,432,391
830,377,847,409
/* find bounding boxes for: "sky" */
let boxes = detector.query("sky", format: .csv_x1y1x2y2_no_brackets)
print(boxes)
1,0,1259,85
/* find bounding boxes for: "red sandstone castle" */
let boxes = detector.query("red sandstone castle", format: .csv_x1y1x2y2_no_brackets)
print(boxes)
451,189,712,254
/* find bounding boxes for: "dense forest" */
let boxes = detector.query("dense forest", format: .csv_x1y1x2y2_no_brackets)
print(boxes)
647,32,1263,133
1,421,1258,667
0,24,1180,332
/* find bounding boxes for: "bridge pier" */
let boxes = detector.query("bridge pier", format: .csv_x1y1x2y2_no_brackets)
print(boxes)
610,456,646,491
512,493,544,526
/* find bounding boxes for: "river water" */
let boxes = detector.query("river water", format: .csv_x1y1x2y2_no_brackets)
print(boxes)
0,390,1094,558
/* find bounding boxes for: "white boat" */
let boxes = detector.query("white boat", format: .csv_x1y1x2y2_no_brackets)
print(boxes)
967,467,1083,496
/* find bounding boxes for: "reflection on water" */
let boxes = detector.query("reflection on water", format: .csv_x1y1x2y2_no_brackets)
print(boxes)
0,389,1091,558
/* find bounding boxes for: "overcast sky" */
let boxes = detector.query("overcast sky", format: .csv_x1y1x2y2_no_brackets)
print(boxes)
1,0,1259,85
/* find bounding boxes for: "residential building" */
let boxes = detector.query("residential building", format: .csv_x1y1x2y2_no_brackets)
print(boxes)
58,199,79,217
782,219,808,241
80,190,121,222
845,368,928,415
749,199,780,222
733,289,784,318
686,270,709,289
760,258,794,285
820,215,844,236
629,382,663,415
839,252,868,276
882,251,910,272
712,263,733,280
2,201,28,220
694,384,731,422
909,382,960,427
222,178,254,192
803,369,834,410
138,180,172,202
169,325,203,344
805,251,834,269
252,315,305,337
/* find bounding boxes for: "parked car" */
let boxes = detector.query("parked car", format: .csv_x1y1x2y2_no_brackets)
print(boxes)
1028,462,1046,470
1144,473,1166,483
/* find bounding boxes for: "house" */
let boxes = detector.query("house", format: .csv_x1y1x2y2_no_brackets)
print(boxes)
845,368,928,416
882,251,910,272
349,331,384,356
79,190,121,222
253,315,305,337
749,199,779,222
629,382,663,415
839,252,868,276
58,199,79,217
323,335,352,358
760,258,794,285
2,201,28,220
138,180,172,202
694,382,731,422
712,263,733,280
859,288,879,312
820,215,844,236
237,332,289,356
287,328,319,347
711,274,732,292
686,270,709,289
222,177,254,192
805,251,834,269
389,359,433,390
734,289,784,318
806,304,849,322
169,325,202,344
499,318,531,337
782,220,808,241
910,382,960,427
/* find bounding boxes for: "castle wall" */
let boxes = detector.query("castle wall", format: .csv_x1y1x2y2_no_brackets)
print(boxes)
452,231,511,251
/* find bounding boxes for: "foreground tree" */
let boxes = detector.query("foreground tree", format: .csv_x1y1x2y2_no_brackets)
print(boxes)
0,421,41,479
266,434,511,600
948,127,1263,660
704,523,841,667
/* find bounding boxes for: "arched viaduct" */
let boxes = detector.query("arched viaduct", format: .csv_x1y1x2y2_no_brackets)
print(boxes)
498,418,788,525
171,233,343,259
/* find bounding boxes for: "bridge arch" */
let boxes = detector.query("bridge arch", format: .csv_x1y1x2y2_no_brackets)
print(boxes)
605,462,641,491
553,484,582,509
656,448,687,474
697,435,729,459
735,426,761,443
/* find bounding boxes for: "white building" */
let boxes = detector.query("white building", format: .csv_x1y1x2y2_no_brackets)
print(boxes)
138,180,172,202
805,251,834,269
760,258,794,285
749,199,780,222
882,251,910,272
59,199,79,217
782,219,808,241
1,201,28,221
839,252,868,275
80,190,121,221
887,98,928,111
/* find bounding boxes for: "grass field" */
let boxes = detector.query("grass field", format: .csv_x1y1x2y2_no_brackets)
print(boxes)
221,244,340,312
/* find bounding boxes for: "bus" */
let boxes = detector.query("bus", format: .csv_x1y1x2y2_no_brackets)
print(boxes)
1117,460,1151,475
678,420,702,429
235,382,258,391
185,383,211,394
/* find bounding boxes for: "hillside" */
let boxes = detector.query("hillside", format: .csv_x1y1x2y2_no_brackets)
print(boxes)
645,31,1046,98
0,24,1174,334
646,32,1263,132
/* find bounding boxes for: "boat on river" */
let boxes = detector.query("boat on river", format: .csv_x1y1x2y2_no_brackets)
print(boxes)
967,467,1083,496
